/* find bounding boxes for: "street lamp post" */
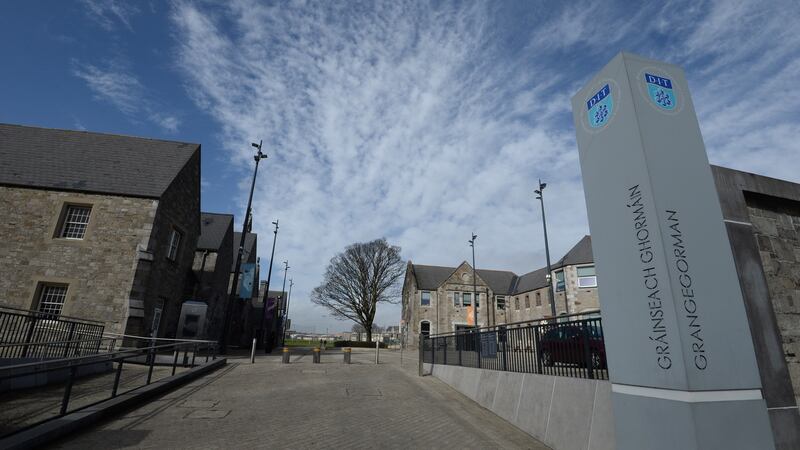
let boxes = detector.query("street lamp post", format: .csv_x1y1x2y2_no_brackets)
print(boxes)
278,261,290,346
220,141,266,354
282,279,294,346
259,219,279,352
468,233,480,368
535,180,559,318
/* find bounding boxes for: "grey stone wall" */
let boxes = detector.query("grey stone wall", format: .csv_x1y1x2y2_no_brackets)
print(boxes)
0,186,157,335
126,151,201,339
747,193,800,407
187,221,233,341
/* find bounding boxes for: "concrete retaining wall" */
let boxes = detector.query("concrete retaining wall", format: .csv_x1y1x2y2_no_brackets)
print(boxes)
432,365,615,450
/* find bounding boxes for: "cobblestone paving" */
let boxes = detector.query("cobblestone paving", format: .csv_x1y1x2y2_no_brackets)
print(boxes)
52,348,550,449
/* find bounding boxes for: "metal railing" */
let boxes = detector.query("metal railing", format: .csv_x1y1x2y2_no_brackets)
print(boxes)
0,306,105,358
421,311,608,380
0,335,218,438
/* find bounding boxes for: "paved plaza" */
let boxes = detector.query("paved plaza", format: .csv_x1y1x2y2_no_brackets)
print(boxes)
51,348,549,449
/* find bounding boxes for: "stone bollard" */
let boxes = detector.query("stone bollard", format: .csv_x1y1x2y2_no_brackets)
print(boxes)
313,347,321,364
343,347,351,364
282,347,290,364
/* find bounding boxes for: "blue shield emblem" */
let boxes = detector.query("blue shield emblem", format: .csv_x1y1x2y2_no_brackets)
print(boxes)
587,84,612,128
645,73,675,110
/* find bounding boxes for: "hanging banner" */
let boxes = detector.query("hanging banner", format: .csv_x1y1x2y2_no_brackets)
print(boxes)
239,263,256,299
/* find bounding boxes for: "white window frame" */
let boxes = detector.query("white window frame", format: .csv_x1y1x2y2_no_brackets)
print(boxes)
554,270,566,292
462,292,472,306
577,265,598,288
59,205,92,239
420,291,431,306
37,284,68,318
167,228,182,261
452,291,461,307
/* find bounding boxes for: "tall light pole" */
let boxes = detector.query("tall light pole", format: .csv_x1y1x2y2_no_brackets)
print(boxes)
535,180,558,318
220,141,266,354
259,219,279,352
278,261,289,346
281,278,294,346
468,233,478,328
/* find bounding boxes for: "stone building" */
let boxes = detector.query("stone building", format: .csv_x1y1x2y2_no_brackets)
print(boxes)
401,236,597,349
0,123,200,338
181,212,234,340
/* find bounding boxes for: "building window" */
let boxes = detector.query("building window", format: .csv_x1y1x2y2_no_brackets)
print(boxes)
577,266,597,288
514,297,520,310
535,292,542,306
59,205,91,239
420,321,431,337
421,291,431,306
555,270,565,292
167,228,182,260
524,295,530,309
475,293,480,307
496,295,506,310
451,291,460,307
462,292,472,306
37,284,68,318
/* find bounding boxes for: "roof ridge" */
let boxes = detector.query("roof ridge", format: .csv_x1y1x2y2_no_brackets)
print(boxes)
0,122,200,147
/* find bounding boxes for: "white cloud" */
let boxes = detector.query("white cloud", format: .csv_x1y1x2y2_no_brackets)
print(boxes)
80,0,139,31
170,0,800,332
72,60,181,133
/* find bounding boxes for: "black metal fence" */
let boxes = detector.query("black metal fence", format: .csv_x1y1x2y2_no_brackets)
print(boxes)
0,306,105,359
421,312,608,380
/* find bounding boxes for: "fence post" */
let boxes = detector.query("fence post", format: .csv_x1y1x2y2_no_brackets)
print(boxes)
147,346,155,384
191,344,198,367
172,346,180,376
443,336,447,365
418,334,424,376
458,333,462,366
476,330,482,369
582,321,594,379
534,325,542,374
60,366,77,415
63,322,77,358
502,328,508,372
21,316,37,358
112,360,124,397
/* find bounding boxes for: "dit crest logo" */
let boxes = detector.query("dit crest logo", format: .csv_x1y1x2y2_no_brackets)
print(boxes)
645,73,676,111
586,84,613,128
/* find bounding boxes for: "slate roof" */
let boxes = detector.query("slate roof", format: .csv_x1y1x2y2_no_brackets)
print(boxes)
0,123,199,198
410,235,595,295
512,267,548,294
411,264,517,295
232,232,258,271
553,235,593,269
197,212,233,251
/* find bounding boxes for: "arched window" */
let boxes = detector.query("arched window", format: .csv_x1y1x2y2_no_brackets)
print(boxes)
535,292,542,307
525,295,530,309
420,320,431,337
514,297,520,310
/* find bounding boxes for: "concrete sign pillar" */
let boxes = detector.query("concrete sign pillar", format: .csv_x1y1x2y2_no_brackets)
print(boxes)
571,52,774,450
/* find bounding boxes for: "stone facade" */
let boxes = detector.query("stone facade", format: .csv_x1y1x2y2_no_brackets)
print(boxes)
0,151,200,340
0,186,157,335
747,193,800,407
402,236,599,349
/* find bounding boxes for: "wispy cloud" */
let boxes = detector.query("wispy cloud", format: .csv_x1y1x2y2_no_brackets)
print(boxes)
169,0,800,331
80,0,139,32
72,60,181,133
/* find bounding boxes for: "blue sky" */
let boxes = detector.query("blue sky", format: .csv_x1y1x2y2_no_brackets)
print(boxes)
2,1,799,333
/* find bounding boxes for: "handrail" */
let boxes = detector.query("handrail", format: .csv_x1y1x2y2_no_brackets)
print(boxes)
0,305,105,324
427,309,601,339
102,332,218,344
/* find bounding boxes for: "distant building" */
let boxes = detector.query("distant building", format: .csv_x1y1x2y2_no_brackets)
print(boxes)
401,236,597,348
181,212,234,340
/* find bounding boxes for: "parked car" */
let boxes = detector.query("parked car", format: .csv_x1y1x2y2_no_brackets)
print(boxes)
538,323,606,370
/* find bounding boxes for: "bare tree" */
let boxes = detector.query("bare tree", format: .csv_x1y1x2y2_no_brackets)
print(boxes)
312,238,404,343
